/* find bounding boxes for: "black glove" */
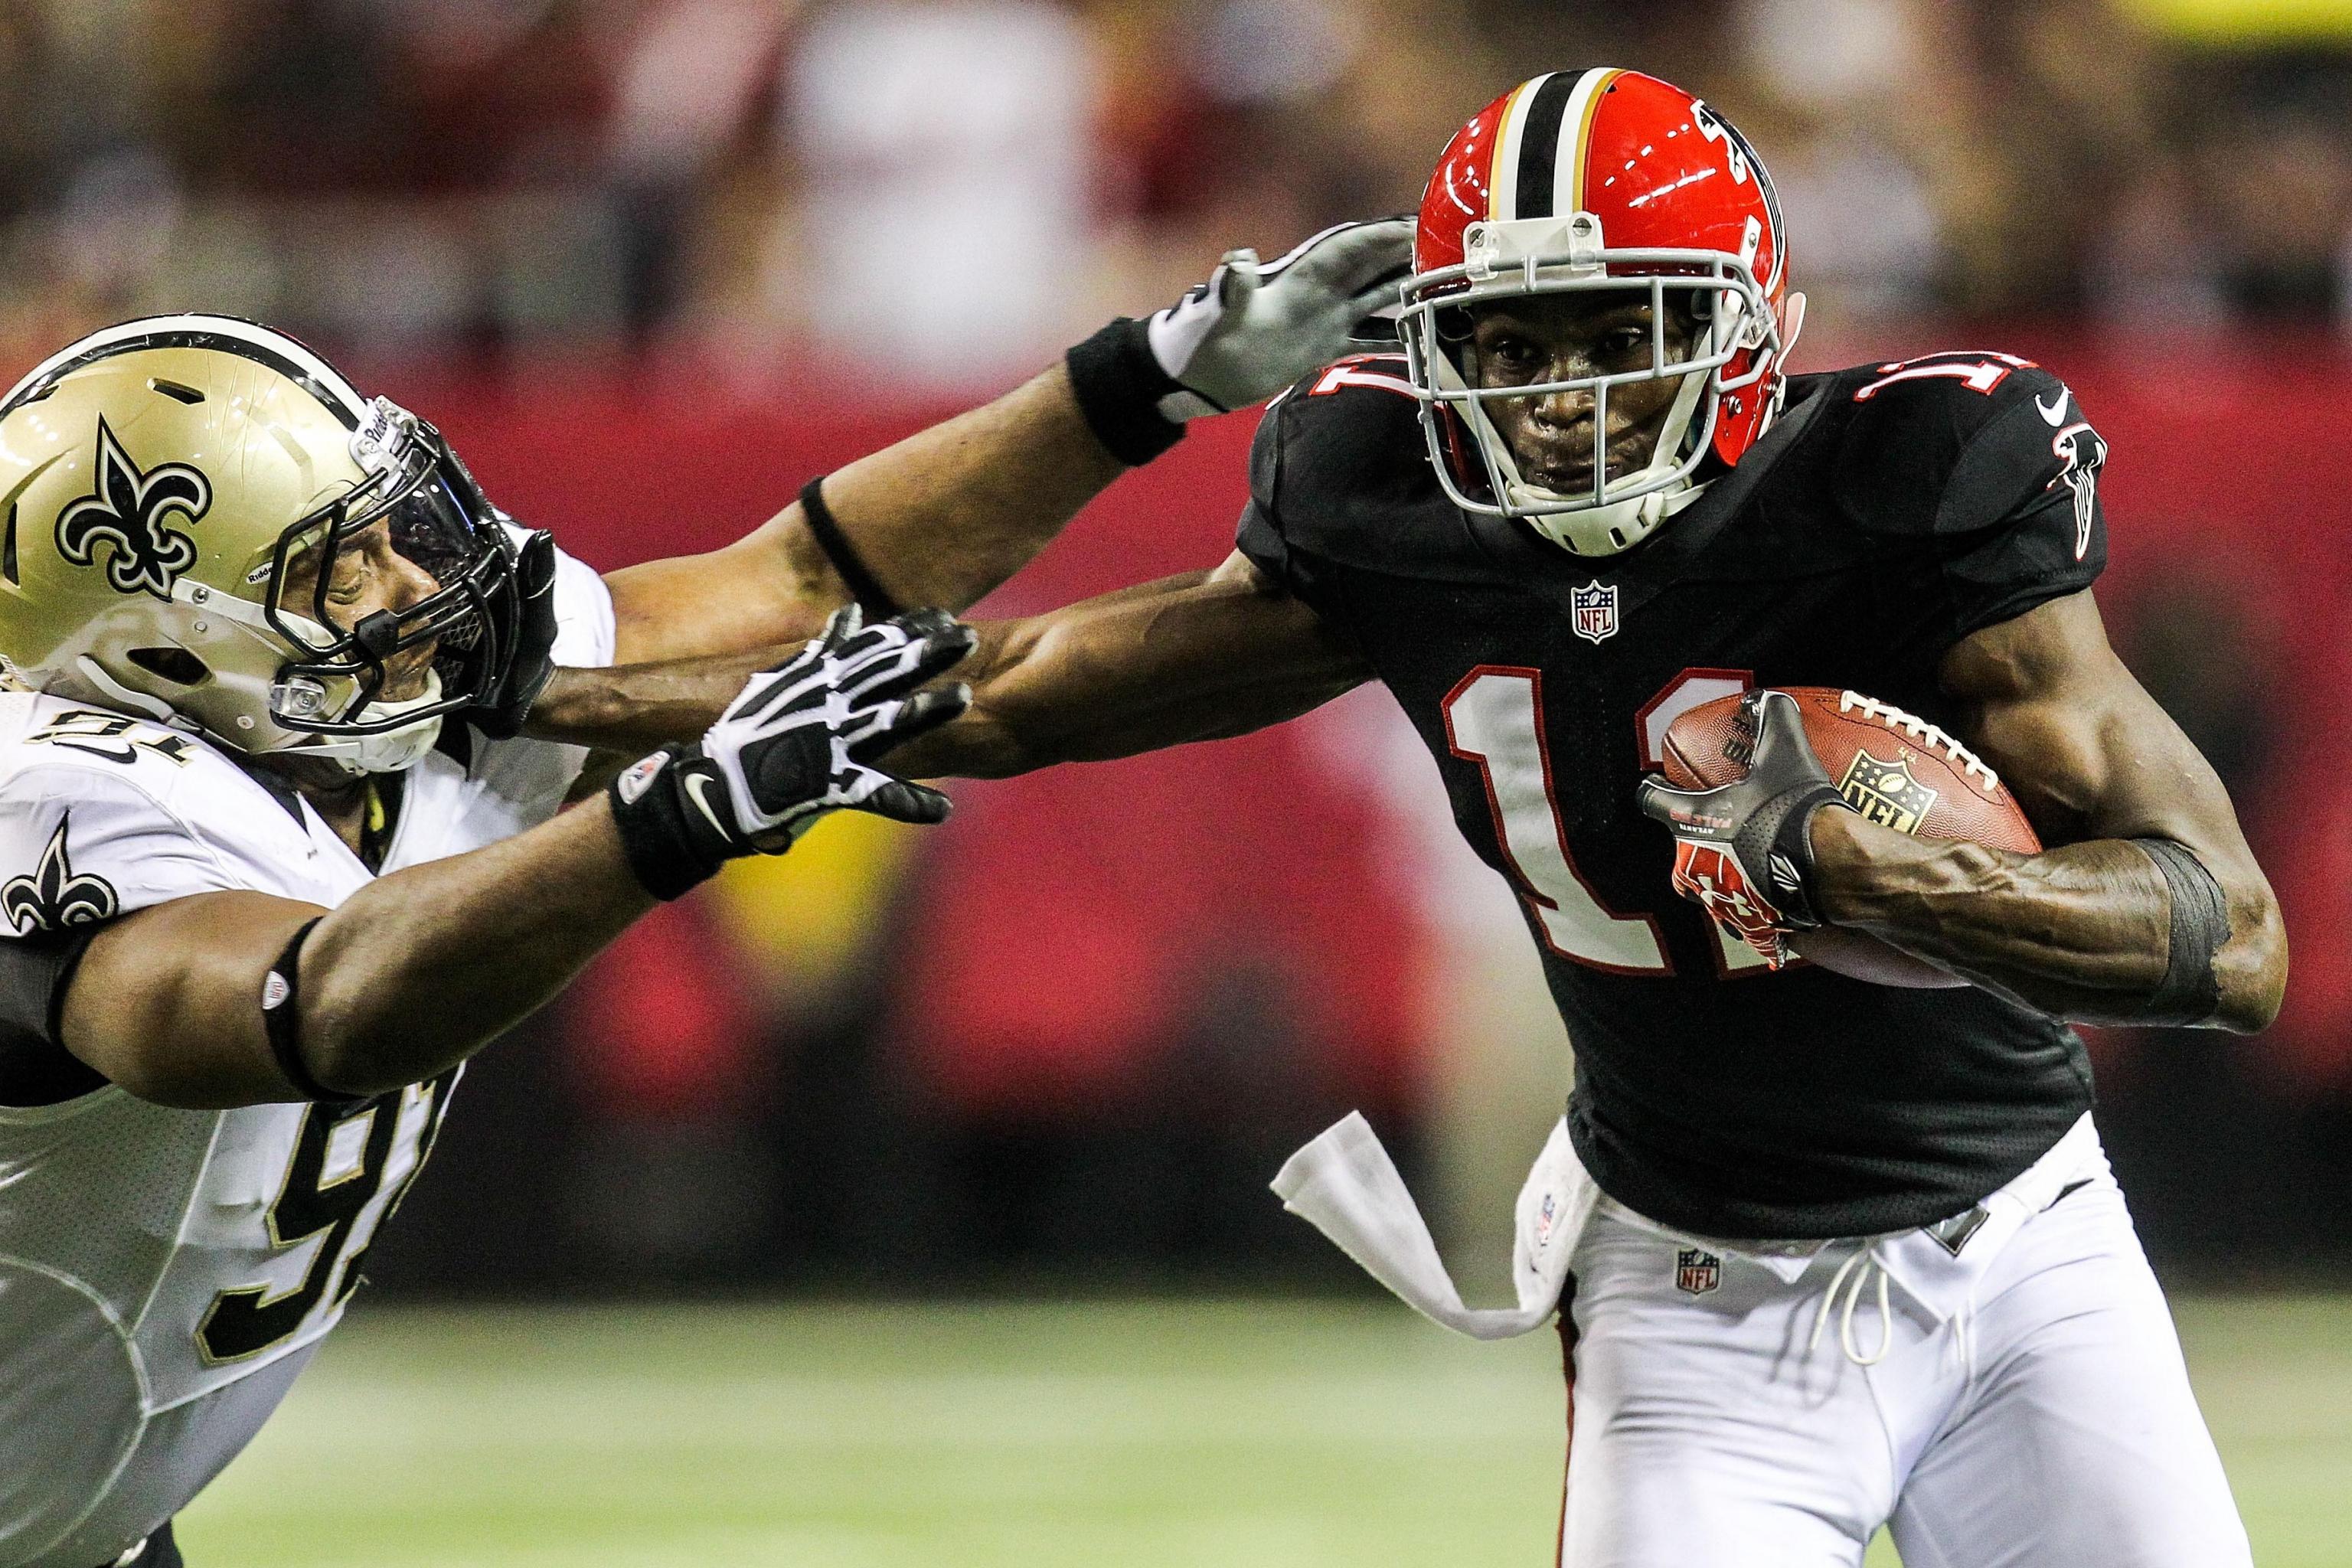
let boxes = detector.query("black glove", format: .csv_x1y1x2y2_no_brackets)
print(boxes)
607,606,975,900
466,528,558,740
1634,690,1845,968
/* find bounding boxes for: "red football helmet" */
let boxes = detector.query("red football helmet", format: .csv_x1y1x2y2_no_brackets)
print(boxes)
1401,70,1803,556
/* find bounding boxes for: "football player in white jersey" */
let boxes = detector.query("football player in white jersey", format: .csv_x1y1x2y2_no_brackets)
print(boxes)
0,219,1410,1568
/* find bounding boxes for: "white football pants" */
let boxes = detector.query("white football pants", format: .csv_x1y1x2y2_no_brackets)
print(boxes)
1560,1123,2251,1568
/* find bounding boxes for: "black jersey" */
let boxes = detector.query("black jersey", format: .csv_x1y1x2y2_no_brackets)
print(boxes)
1236,351,2110,1240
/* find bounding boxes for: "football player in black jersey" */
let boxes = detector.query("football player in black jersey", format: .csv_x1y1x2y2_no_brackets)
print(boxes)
879,70,2284,1568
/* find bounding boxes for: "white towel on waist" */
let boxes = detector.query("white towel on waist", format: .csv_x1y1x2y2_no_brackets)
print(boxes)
1272,1112,1590,1340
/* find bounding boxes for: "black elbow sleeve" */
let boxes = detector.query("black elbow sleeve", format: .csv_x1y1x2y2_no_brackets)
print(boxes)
2129,838,2229,1027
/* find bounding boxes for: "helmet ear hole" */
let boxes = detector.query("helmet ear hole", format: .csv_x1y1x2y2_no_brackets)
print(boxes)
127,646,209,685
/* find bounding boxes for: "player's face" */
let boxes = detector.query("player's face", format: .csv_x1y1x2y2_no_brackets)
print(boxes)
1465,293,1698,495
276,518,445,701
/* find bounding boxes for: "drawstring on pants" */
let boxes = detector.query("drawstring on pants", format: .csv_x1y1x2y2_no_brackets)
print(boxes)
1809,1247,1893,1367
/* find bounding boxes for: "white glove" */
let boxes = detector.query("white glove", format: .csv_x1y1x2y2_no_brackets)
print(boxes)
1145,216,1415,418
607,606,974,899
701,606,971,843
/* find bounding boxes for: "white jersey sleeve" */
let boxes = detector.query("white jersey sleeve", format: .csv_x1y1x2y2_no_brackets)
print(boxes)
0,701,356,931
0,763,240,935
547,531,619,670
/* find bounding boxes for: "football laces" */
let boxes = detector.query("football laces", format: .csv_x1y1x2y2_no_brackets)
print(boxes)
1836,691,2000,792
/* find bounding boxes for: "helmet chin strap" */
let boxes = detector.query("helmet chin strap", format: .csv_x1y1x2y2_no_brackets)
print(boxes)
295,673,447,777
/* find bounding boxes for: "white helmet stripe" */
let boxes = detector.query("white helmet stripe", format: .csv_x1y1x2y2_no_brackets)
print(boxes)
1551,69,1621,221
0,315,371,428
1487,73,1553,224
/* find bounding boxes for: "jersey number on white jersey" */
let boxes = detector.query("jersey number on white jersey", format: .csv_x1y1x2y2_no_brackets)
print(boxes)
197,1073,456,1364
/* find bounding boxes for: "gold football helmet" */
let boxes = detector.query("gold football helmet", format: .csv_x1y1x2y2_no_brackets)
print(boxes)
0,316,527,773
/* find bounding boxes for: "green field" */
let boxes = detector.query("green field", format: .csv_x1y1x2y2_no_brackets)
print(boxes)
180,1295,2352,1566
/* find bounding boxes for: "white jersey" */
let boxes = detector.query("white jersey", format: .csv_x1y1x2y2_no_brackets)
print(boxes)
0,547,613,1568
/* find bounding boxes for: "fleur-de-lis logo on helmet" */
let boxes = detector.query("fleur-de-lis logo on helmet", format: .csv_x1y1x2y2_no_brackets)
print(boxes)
54,416,210,601
1,818,120,935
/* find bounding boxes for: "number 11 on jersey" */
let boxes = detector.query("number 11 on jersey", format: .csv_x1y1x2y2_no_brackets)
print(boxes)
1442,666,1771,978
1444,667,1671,974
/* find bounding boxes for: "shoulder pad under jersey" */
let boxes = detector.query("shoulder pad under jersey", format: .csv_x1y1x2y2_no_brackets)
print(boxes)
0,724,232,933
1240,355,1493,584
0,694,341,927
1821,353,2109,545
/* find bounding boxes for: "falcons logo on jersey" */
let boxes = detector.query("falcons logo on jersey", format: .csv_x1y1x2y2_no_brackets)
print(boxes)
2,818,120,935
55,416,210,601
2047,421,2107,564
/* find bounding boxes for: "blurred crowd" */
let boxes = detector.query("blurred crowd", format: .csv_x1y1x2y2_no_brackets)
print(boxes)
2,0,2350,388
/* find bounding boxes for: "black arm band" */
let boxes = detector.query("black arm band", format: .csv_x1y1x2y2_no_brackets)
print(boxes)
2131,838,2229,1026
799,476,904,621
1065,317,1187,466
261,918,363,1104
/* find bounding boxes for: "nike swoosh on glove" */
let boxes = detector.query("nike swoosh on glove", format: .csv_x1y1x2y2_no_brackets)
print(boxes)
1147,215,1415,419
1634,689,1846,969
607,606,975,900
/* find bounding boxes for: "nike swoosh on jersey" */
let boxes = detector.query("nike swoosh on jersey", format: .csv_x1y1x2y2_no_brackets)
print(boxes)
2035,390,2069,426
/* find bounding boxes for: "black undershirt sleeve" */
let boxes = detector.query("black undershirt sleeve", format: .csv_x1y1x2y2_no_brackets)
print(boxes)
0,927,109,1106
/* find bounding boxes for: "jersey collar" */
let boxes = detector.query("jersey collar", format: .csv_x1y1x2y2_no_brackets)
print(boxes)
1454,371,1838,622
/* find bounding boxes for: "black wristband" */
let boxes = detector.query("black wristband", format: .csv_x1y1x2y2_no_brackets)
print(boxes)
799,476,904,621
2132,838,2228,1026
606,750,730,901
1066,317,1187,467
261,918,364,1104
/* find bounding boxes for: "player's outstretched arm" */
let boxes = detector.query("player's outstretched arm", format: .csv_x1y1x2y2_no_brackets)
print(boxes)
1804,590,2286,1032
54,611,974,1108
880,551,1374,779
574,219,1411,674
532,553,1374,775
58,805,652,1108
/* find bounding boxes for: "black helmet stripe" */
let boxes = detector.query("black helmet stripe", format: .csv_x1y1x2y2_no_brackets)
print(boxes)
1509,70,1584,222
1715,110,1786,289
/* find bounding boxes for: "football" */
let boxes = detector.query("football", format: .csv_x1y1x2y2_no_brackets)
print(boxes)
1658,687,2042,988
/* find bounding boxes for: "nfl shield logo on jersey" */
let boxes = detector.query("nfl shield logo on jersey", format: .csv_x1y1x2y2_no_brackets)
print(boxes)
1570,580,1619,643
1675,1248,1723,1295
